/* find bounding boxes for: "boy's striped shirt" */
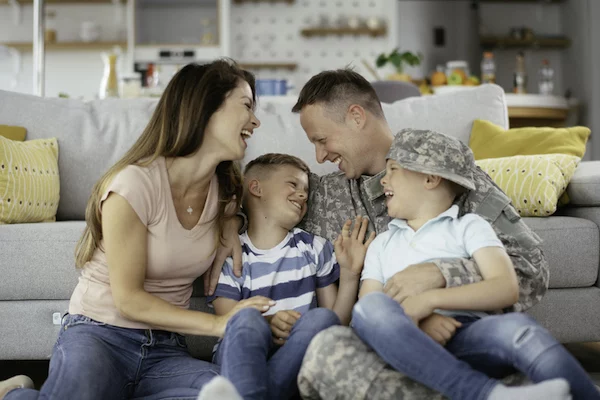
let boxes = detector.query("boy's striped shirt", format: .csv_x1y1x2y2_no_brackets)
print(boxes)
207,227,340,315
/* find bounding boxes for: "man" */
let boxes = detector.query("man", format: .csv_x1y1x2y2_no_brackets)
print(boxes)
289,69,548,399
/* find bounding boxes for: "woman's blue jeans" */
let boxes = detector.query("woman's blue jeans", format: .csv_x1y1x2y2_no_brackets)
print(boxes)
5,314,219,400
352,292,599,400
214,307,340,400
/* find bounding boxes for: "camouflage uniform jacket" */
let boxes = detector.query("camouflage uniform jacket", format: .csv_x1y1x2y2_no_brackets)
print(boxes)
299,163,549,312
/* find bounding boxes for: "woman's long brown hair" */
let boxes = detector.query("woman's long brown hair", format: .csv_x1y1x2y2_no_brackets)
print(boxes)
74,59,255,268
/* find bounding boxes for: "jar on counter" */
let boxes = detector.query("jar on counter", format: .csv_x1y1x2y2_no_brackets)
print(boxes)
119,73,142,99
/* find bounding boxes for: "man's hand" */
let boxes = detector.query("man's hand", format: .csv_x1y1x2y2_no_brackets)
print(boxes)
334,216,376,280
419,313,462,346
204,217,243,296
384,263,446,304
401,293,435,324
268,310,301,346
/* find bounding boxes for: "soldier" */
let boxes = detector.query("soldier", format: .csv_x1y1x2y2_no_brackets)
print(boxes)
289,69,549,399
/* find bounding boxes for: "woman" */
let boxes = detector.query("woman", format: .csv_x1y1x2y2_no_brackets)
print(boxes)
0,60,273,400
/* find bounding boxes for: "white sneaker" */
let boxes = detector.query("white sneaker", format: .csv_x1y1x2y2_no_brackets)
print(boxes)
0,375,34,399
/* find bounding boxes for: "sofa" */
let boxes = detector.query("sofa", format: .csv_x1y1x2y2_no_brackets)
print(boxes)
0,84,599,365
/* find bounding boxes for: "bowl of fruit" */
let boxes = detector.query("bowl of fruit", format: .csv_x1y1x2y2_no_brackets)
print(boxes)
430,61,480,95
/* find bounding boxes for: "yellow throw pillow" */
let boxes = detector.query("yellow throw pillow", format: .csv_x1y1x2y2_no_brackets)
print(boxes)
0,136,60,224
469,119,590,160
0,125,27,141
476,154,580,217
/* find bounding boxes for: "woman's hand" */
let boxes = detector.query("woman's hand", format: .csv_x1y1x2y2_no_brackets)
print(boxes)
334,216,376,281
204,217,243,296
419,313,462,346
215,296,275,337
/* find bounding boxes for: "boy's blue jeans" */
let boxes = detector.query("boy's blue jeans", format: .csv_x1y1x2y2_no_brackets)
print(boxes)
352,292,600,400
213,307,340,400
6,314,219,400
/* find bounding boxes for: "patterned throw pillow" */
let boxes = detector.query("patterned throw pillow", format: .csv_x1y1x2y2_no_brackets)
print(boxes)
476,154,580,217
0,136,60,224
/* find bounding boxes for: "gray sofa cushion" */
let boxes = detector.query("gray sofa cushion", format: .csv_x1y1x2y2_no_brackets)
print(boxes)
524,216,599,288
0,93,158,221
2,216,598,299
567,161,600,206
526,287,600,343
0,221,83,300
0,299,217,361
0,85,510,221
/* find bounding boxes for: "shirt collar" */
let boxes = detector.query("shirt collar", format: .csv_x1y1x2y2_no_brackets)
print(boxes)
388,205,460,230
361,170,386,201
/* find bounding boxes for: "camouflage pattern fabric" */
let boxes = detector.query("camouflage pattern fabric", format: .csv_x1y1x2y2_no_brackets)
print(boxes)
298,327,529,400
386,128,476,191
297,128,549,399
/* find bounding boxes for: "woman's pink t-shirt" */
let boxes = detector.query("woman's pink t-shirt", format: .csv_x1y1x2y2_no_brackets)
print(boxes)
69,157,219,329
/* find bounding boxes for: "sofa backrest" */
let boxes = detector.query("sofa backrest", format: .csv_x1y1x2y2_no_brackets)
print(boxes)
0,84,507,221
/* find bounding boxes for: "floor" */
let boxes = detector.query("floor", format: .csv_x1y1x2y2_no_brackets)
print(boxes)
1,343,600,390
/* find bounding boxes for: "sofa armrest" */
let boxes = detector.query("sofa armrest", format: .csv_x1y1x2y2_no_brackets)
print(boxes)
566,161,600,206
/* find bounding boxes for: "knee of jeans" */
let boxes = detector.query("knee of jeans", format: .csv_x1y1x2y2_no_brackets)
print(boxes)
227,308,270,338
489,313,554,350
352,292,401,327
295,308,340,335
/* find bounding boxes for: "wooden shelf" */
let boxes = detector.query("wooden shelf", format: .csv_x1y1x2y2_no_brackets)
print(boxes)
1,41,126,51
233,0,293,3
0,0,123,3
480,35,570,49
301,27,387,38
239,62,297,70
477,0,564,3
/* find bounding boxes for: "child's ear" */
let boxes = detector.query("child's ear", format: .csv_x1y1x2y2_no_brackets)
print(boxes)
424,174,442,190
248,179,262,198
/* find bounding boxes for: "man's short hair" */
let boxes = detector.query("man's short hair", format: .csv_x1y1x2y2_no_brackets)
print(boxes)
291,68,385,121
243,153,310,209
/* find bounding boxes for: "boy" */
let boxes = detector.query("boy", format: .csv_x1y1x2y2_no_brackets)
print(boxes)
352,129,599,400
208,153,374,400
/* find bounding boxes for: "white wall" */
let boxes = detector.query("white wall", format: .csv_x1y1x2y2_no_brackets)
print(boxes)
393,1,474,79
0,3,126,99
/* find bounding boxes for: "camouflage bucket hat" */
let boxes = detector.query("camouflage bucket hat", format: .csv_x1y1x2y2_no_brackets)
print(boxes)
386,128,476,191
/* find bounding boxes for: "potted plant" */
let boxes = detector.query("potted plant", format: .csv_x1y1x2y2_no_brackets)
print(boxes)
375,49,422,81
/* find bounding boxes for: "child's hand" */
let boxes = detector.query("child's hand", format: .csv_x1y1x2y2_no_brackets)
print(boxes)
419,313,462,346
268,310,301,346
334,216,376,280
401,293,435,324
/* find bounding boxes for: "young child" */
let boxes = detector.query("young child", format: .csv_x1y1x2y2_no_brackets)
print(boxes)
352,128,600,400
208,153,374,400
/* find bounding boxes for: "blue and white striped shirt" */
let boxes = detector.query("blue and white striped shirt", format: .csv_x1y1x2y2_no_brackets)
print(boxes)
207,228,340,315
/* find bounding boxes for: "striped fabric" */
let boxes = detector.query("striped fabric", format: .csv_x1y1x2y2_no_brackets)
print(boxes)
208,228,340,315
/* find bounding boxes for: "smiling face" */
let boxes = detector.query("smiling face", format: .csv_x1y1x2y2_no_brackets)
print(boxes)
204,80,261,161
380,159,427,220
300,103,372,179
253,164,309,230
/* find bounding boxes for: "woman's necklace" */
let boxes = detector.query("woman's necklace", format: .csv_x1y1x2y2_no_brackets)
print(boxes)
186,206,193,215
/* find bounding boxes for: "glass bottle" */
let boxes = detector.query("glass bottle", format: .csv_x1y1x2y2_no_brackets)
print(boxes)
538,59,555,95
513,51,527,94
480,52,496,84
99,52,119,99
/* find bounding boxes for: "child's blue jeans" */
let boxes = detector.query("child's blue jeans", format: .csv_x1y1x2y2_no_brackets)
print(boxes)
213,307,340,400
5,313,220,400
352,292,600,400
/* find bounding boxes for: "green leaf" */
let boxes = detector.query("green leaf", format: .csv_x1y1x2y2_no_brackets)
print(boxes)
389,52,404,69
375,53,388,68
